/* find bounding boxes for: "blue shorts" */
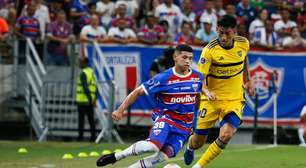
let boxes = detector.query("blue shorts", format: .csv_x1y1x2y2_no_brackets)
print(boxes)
148,119,190,158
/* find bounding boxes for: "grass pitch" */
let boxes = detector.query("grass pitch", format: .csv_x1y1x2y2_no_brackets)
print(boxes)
0,140,305,168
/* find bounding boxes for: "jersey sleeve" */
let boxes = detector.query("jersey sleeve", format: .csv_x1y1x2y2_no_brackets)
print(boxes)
141,74,166,95
197,46,212,75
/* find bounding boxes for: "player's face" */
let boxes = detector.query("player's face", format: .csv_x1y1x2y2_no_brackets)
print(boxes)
174,51,193,72
217,27,236,47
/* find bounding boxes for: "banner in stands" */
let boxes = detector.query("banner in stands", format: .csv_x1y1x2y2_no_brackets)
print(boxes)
87,44,306,126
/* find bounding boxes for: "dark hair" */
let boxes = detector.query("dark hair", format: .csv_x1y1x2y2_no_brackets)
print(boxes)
88,2,96,8
175,44,193,53
218,15,237,28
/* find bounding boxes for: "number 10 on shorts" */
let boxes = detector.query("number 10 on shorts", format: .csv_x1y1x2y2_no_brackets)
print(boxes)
199,108,207,118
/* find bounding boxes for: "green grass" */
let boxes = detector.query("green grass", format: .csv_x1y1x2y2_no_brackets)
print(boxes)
0,140,305,168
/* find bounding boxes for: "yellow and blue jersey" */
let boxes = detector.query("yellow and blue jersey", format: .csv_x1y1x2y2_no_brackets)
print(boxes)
198,36,250,101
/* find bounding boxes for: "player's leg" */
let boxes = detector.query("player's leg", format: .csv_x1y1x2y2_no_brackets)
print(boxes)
193,100,243,168
184,101,218,165
128,128,190,168
96,120,170,167
128,151,168,168
299,114,306,146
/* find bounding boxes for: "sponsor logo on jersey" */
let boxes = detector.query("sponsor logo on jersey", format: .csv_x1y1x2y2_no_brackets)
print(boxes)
170,95,196,103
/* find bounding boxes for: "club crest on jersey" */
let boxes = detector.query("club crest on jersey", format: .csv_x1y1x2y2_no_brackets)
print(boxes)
200,57,206,64
153,129,161,136
246,58,284,114
192,83,198,91
237,50,242,57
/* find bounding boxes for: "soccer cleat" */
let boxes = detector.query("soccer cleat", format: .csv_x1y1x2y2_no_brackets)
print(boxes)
96,153,117,167
184,148,194,165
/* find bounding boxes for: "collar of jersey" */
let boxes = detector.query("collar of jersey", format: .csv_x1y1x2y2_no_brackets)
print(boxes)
172,67,192,78
217,38,234,50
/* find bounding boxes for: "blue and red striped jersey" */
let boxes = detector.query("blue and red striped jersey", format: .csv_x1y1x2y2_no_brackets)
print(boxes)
142,67,203,131
16,16,40,39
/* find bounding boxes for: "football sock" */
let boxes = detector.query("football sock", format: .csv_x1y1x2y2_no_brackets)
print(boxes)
197,138,226,167
128,152,168,168
187,135,195,150
298,128,306,144
115,140,159,161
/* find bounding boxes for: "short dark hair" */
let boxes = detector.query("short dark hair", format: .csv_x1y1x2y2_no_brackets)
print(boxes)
88,2,96,8
175,44,193,53
218,15,237,28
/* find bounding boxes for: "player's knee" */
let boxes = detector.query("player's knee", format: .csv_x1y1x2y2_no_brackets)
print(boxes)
161,145,175,158
190,135,205,149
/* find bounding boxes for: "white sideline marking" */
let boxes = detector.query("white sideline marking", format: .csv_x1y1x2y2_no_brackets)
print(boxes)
165,145,277,163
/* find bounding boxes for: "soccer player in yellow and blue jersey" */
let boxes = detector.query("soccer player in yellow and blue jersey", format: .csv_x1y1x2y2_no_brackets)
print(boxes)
184,15,255,168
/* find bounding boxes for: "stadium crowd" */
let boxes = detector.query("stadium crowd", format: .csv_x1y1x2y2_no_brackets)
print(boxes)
0,0,305,65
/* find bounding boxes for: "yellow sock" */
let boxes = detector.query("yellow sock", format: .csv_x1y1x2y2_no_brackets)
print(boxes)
197,141,223,167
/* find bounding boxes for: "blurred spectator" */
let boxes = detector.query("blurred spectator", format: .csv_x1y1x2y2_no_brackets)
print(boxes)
108,18,137,44
49,0,63,22
112,2,136,30
46,11,73,66
237,24,248,37
282,27,306,48
155,0,183,35
0,0,14,19
5,7,17,43
265,0,283,22
249,9,268,40
15,5,40,41
115,0,139,19
297,9,306,39
236,0,256,27
96,0,115,30
200,0,218,31
298,105,306,147
175,21,194,45
0,16,9,42
194,17,217,46
77,2,97,33
191,0,205,17
274,8,297,40
158,20,172,42
181,0,196,30
70,0,89,35
225,4,237,17
15,4,41,63
149,47,175,77
225,3,247,25
138,12,166,44
80,14,107,43
22,0,50,40
250,0,266,11
251,20,281,50
214,0,226,19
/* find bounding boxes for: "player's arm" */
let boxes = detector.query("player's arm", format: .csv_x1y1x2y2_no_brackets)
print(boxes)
243,57,255,96
112,85,145,121
198,47,216,100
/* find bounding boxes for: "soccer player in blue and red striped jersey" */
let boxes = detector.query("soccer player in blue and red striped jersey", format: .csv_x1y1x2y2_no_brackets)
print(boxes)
97,44,203,168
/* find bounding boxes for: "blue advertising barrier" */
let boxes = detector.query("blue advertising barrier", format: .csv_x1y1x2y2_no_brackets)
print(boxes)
87,44,306,126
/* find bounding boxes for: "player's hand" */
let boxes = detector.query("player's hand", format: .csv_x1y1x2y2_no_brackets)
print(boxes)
203,88,216,100
112,111,123,121
245,80,255,97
